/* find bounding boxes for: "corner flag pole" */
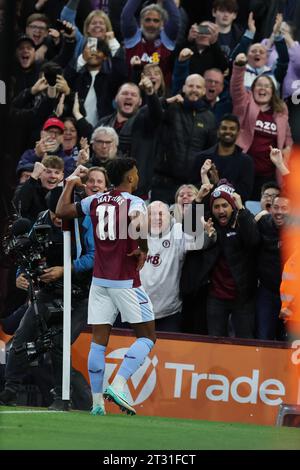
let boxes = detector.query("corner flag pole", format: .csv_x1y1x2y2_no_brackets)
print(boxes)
62,209,73,401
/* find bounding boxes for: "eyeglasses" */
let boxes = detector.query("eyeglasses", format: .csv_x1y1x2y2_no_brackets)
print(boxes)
94,139,113,145
27,24,48,32
45,128,62,136
143,18,161,23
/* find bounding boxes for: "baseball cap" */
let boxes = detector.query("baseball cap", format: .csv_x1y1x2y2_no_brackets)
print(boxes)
43,117,64,132
16,34,35,49
16,162,35,179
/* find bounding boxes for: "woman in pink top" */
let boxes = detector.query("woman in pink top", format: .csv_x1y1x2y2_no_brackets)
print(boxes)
230,53,293,200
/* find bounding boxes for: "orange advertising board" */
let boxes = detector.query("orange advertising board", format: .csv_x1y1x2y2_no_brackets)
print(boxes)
72,332,300,426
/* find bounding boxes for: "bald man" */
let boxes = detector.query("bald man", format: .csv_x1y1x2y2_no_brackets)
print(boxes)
151,73,216,204
140,200,205,332
231,13,289,90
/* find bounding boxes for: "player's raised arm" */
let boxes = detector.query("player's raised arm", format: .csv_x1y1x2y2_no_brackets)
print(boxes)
56,175,83,219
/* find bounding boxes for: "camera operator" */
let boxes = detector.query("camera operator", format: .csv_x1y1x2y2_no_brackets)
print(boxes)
0,185,95,411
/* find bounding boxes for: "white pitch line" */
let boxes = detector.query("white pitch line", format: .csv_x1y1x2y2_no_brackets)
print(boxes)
0,410,61,414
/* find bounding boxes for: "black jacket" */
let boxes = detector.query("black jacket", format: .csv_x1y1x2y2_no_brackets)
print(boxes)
188,42,229,76
154,98,216,184
98,93,163,197
13,177,49,225
181,206,260,301
64,57,127,122
12,38,76,97
193,144,254,202
257,213,282,292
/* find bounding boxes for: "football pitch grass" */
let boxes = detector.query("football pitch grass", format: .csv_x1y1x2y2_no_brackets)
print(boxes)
1,406,300,450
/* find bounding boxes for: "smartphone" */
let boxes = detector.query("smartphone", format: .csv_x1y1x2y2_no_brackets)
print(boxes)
55,19,73,35
87,37,98,52
44,70,57,86
198,25,210,35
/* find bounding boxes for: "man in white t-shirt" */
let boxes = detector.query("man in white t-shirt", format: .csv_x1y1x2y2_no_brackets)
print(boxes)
140,200,207,332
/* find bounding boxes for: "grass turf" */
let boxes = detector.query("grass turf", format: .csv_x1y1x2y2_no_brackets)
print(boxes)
0,406,300,450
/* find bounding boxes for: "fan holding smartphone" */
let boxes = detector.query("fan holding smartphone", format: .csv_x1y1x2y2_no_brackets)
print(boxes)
86,37,98,52
54,19,74,36
176,20,228,79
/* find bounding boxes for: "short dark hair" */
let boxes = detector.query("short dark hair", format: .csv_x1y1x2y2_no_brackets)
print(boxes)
106,158,137,186
261,181,280,195
212,0,238,13
40,61,63,77
116,82,141,98
272,193,289,202
219,113,240,130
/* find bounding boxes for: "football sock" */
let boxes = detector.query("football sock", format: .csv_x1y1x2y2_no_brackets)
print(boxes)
113,337,154,391
88,342,106,404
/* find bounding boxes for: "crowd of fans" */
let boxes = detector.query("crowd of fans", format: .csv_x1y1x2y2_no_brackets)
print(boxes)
1,0,300,351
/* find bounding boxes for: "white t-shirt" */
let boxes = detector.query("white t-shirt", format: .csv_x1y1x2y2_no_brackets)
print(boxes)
140,223,199,319
84,70,99,127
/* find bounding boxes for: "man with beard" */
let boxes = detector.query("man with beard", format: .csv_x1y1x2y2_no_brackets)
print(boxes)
121,0,180,87
152,73,216,204
205,184,259,337
172,54,232,122
182,181,259,338
88,126,120,167
256,193,291,340
193,114,254,201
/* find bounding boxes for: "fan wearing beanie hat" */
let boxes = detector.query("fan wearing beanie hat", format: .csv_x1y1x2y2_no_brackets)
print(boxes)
210,182,244,227
210,184,236,210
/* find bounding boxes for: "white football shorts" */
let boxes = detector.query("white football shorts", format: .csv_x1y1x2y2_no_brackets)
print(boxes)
88,284,154,325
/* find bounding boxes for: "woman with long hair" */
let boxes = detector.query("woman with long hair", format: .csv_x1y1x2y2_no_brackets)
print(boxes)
171,184,198,223
61,3,121,63
230,53,293,200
